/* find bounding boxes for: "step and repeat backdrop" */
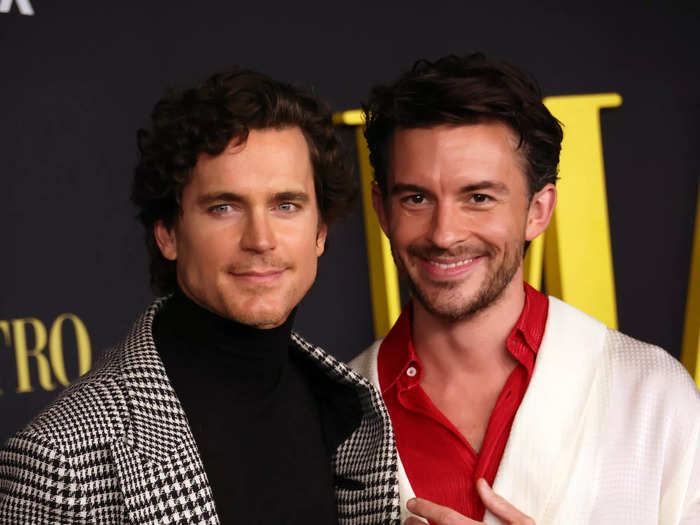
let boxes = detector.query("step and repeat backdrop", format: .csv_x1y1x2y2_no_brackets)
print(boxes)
1,1,699,444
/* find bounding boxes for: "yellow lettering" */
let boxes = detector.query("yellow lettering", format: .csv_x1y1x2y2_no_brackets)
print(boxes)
0,321,9,397
0,321,10,347
11,318,54,392
48,314,92,387
681,185,700,387
538,93,622,329
334,110,401,338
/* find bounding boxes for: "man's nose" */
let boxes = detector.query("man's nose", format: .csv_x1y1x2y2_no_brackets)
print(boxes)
427,202,465,249
240,210,276,252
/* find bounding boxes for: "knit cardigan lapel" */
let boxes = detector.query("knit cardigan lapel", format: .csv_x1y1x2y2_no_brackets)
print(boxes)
485,297,609,524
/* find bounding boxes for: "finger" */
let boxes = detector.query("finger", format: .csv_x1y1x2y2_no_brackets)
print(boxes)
404,518,427,525
476,479,535,524
406,497,479,525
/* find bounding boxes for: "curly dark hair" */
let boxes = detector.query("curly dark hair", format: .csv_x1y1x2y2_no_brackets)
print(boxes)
363,53,563,198
132,67,356,295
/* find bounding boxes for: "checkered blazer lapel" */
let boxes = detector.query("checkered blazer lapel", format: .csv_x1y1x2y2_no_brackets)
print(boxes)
111,299,219,524
290,333,401,524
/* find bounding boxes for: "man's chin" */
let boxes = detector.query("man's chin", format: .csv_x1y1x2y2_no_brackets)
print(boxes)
416,296,480,322
408,279,495,321
247,314,288,330
224,303,288,329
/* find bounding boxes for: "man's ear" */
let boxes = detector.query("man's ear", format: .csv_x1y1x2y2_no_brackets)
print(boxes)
315,221,328,257
371,184,390,236
525,183,557,241
154,220,178,261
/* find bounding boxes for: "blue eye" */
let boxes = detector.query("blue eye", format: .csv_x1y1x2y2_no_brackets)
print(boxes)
211,204,232,214
278,202,298,212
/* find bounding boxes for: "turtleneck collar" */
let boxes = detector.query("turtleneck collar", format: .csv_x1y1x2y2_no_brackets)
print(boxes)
153,286,296,400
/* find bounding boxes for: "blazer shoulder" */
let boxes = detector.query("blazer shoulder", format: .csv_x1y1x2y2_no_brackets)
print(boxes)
15,299,170,455
14,342,129,456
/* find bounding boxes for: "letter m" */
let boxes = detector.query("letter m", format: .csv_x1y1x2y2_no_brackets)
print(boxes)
0,0,34,15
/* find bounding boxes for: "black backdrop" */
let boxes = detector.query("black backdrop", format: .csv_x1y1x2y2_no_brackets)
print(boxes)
1,1,699,445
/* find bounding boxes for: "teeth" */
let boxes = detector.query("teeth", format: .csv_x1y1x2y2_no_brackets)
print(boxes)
428,258,473,269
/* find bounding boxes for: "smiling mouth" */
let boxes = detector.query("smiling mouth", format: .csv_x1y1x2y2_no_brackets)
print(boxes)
427,258,474,269
418,256,482,278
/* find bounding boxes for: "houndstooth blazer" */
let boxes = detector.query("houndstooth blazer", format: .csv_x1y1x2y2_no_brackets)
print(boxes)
0,299,400,524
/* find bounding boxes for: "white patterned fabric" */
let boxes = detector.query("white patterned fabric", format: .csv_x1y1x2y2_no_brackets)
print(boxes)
0,299,401,524
350,297,700,524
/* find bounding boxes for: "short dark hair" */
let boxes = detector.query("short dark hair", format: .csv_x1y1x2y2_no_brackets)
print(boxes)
132,67,356,295
363,53,563,197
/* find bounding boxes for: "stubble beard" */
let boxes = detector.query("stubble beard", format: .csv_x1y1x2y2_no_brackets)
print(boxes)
396,239,523,323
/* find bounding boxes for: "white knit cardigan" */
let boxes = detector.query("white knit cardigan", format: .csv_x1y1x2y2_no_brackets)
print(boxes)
350,297,700,524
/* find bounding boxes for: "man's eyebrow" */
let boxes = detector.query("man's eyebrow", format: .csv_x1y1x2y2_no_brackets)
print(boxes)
459,181,509,194
273,191,310,203
390,183,434,197
197,192,245,207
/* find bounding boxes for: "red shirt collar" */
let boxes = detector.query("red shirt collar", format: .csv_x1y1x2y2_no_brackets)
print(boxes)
378,282,549,395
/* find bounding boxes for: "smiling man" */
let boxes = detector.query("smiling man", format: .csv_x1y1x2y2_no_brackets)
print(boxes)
0,69,400,524
351,54,700,524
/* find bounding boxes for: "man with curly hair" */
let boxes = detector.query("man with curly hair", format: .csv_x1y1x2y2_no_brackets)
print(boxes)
351,54,700,524
0,69,400,524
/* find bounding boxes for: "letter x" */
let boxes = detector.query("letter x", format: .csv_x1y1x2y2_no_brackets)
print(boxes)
0,0,34,15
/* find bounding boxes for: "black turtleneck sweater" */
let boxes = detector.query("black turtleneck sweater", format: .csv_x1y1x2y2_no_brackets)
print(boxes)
153,289,359,524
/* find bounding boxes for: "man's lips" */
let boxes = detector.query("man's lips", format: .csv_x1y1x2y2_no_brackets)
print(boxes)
229,269,286,283
417,256,482,278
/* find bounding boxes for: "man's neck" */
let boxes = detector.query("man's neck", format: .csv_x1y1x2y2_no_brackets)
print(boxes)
412,272,527,384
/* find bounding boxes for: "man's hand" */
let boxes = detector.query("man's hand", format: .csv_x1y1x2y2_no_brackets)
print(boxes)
404,478,535,525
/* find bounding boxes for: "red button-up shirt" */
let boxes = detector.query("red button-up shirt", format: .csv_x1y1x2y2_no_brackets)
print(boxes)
377,283,548,520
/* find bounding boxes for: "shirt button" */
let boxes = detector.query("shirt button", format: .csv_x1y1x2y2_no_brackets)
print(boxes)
406,366,417,377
